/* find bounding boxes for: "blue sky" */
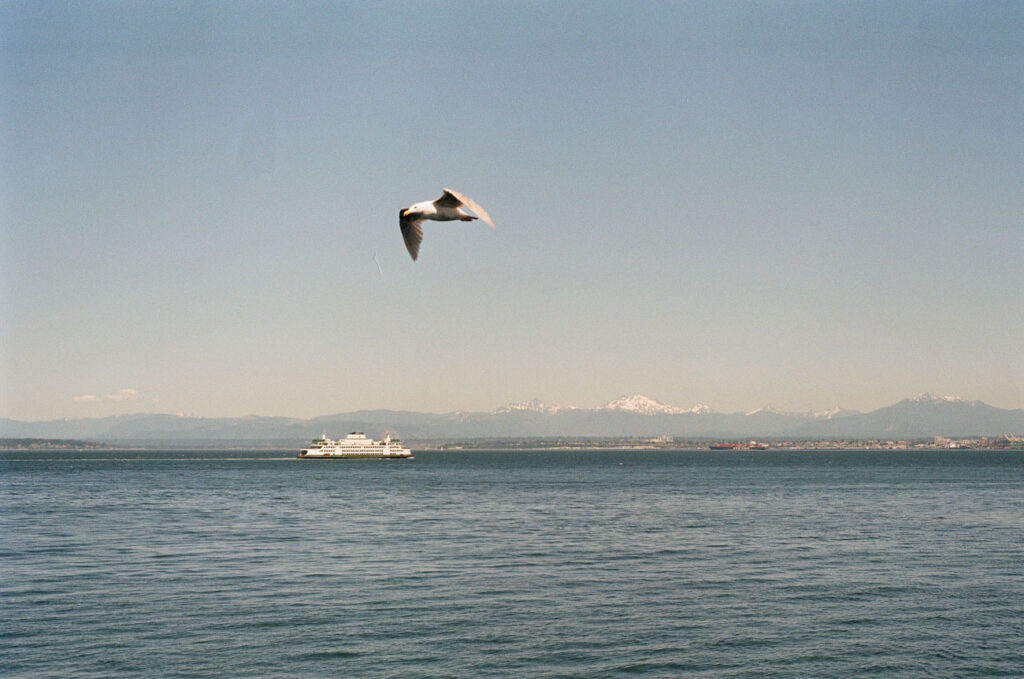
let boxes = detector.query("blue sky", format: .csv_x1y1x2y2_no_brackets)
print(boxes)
2,1,1022,420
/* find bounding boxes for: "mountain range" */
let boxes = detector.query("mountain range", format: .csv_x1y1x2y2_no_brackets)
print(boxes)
2,394,1022,444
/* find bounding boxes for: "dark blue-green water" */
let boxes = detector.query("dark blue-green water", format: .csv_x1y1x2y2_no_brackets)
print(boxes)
2,449,1023,678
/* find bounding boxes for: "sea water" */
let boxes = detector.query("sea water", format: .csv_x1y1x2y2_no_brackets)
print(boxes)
2,449,1022,677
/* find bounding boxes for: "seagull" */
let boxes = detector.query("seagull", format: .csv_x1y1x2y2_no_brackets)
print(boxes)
399,188,495,261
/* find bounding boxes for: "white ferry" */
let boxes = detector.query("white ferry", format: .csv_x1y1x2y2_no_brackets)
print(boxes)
298,432,413,459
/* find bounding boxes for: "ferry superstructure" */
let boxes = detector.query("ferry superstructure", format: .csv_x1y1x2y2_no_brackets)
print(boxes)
298,432,413,459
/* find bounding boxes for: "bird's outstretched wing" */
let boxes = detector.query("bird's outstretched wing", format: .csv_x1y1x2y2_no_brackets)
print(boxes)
435,190,463,209
440,188,495,228
400,210,424,261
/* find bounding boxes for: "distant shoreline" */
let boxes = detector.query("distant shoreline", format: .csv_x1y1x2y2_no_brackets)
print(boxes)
3,436,1022,452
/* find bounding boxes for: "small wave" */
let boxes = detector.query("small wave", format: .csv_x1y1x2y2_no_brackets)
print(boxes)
292,649,362,660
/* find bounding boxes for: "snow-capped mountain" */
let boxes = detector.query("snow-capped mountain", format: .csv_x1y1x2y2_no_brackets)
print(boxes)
911,393,976,406
745,405,791,417
600,394,699,415
810,406,861,419
498,394,711,416
494,398,568,415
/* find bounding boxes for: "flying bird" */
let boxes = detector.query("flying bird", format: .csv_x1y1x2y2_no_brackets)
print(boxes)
399,188,495,261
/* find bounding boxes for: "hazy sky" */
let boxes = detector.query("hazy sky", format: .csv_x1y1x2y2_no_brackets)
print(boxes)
2,1,1022,420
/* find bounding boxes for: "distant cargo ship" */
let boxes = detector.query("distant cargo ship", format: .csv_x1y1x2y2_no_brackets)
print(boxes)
709,443,738,450
298,432,413,459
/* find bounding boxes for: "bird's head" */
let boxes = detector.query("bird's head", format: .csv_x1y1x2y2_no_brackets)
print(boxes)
404,200,431,217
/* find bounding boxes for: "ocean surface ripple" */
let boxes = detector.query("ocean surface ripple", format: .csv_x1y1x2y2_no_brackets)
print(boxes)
2,449,1023,678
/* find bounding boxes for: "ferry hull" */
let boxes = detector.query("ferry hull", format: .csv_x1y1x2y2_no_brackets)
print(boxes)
297,453,414,460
